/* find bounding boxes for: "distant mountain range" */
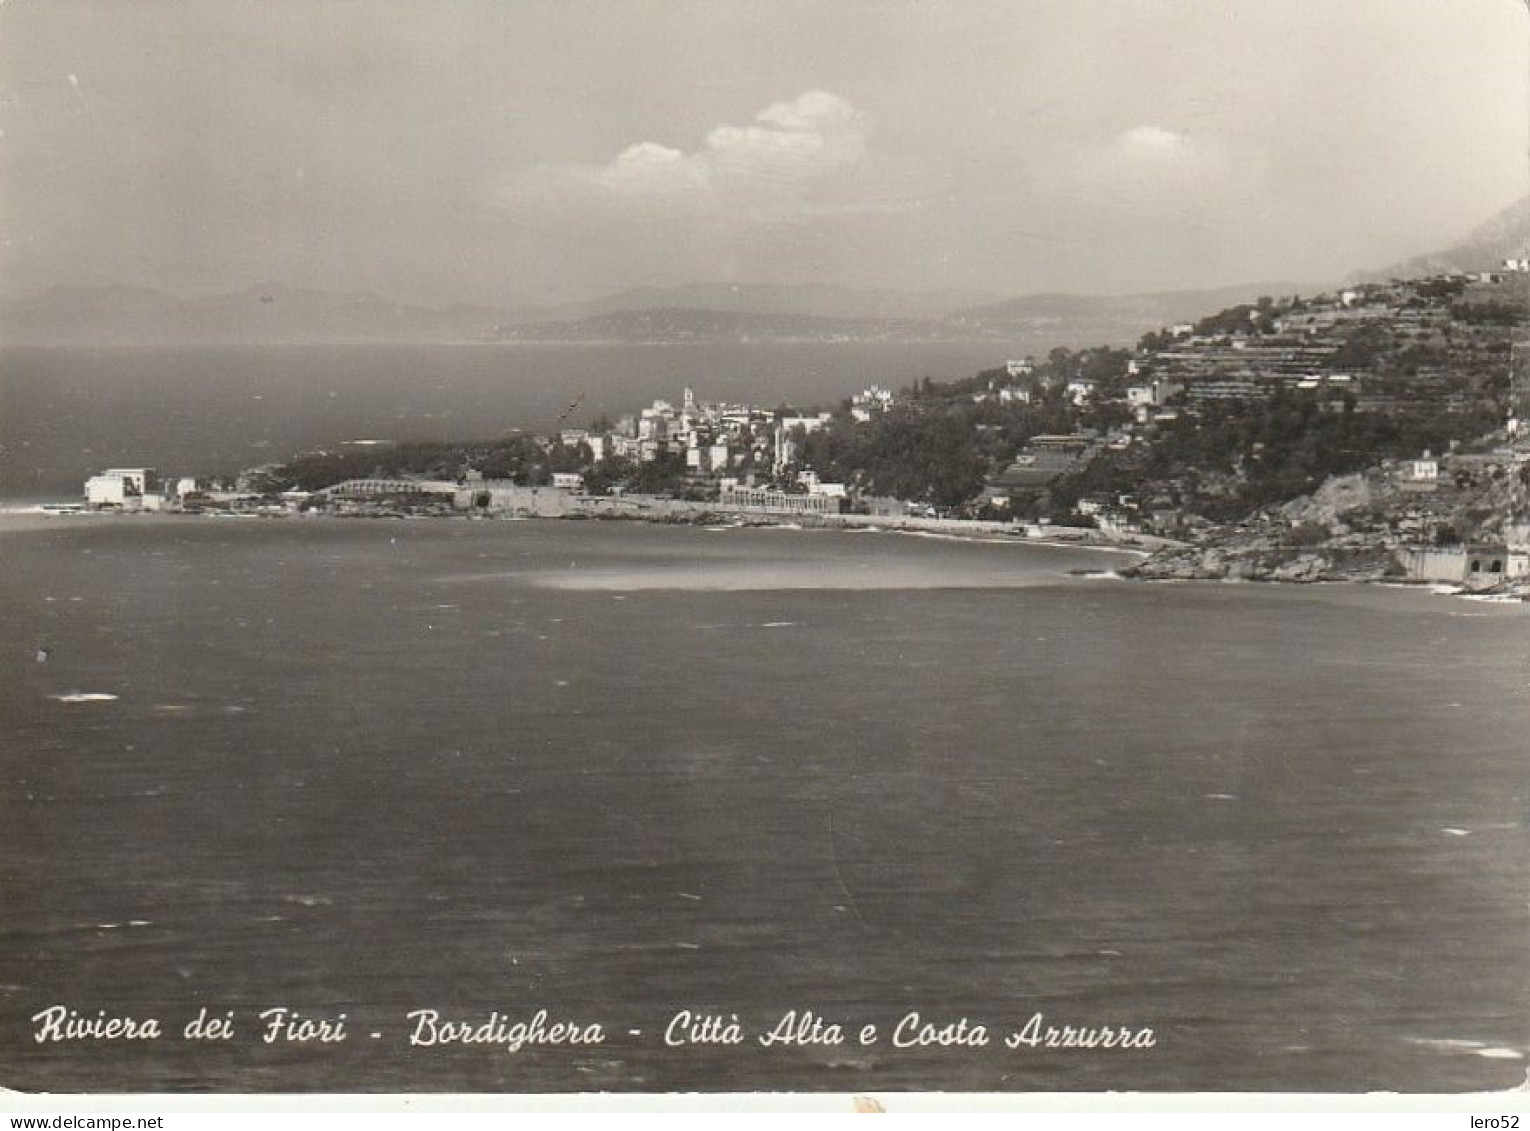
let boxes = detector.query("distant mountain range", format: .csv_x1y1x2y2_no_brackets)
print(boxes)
529,282,1001,323
1360,193,1530,282
5,195,1524,347
940,284,1314,337
0,278,1320,348
491,282,1319,345
0,283,504,346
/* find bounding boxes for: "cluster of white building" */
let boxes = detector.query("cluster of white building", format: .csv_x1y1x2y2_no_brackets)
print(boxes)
82,467,208,511
588,386,864,485
850,383,895,421
83,466,306,514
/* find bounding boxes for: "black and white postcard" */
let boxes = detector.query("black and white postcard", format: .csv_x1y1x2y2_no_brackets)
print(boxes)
1,0,1527,1108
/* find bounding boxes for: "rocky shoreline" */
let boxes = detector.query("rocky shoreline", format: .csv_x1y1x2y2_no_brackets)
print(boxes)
1122,463,1530,602
1123,544,1530,600
1122,534,1399,584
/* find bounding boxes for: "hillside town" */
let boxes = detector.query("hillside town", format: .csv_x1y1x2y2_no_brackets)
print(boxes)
74,260,1530,595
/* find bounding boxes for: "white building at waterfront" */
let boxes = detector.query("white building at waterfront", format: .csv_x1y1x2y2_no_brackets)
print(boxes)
85,467,159,510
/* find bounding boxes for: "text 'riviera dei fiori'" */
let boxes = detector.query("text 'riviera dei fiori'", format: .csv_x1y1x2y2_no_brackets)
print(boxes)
32,1005,1155,1053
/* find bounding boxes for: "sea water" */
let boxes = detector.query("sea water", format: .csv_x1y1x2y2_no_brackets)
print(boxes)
0,517,1526,1092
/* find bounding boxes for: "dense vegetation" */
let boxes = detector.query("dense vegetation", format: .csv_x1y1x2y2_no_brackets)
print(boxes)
255,435,587,493
1136,394,1501,519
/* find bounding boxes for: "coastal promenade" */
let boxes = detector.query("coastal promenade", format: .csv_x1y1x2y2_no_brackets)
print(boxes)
511,491,1177,552
2,495,1178,556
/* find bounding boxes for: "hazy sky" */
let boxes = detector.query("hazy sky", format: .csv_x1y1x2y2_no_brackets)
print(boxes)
1,0,1526,305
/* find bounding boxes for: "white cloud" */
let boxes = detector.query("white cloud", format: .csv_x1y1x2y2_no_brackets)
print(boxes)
593,142,712,197
1120,125,1189,154
513,90,871,215
703,89,869,187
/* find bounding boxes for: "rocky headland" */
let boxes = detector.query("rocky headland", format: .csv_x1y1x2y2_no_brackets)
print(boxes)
1125,444,1530,600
